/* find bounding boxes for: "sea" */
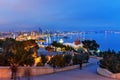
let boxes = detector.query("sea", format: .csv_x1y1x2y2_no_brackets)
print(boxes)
57,32,120,52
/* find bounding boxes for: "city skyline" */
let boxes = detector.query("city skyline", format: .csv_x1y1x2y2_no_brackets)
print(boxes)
0,0,120,31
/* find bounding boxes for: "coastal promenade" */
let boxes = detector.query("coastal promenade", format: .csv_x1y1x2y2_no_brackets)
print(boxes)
1,58,115,80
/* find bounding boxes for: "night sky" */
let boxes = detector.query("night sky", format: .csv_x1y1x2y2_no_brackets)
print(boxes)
0,0,120,31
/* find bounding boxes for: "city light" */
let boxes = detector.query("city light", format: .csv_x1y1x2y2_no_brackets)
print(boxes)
59,39,64,44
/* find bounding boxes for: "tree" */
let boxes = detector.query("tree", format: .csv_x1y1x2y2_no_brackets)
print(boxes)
64,54,72,65
51,41,75,51
2,38,37,66
40,54,48,66
0,54,9,66
99,49,120,73
0,39,4,47
49,54,65,68
82,40,99,51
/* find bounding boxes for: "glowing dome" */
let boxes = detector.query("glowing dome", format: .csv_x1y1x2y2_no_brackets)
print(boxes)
59,39,64,43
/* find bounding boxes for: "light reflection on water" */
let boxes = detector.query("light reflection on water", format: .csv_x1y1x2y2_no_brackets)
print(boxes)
60,33,120,52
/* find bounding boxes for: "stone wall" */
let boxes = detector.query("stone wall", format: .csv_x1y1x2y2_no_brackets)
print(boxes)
0,67,10,78
0,62,91,79
0,66,54,79
97,67,120,79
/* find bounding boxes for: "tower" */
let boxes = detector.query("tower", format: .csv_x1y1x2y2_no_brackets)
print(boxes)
39,27,42,34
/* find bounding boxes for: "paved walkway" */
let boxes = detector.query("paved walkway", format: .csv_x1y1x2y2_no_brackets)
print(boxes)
2,58,115,80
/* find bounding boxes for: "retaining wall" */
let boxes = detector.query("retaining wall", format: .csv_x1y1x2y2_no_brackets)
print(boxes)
0,63,90,79
97,67,120,79
0,66,53,78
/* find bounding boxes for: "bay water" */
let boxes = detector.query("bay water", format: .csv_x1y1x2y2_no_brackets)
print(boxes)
62,33,120,52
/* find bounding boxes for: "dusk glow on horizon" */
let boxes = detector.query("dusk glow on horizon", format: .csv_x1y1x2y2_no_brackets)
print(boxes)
0,0,120,31
0,1,120,80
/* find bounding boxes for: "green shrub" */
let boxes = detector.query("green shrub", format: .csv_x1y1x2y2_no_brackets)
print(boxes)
51,41,75,51
41,54,48,66
64,54,72,66
36,54,48,66
72,53,89,65
72,54,79,65
99,49,120,73
36,62,44,66
0,54,9,66
49,54,65,68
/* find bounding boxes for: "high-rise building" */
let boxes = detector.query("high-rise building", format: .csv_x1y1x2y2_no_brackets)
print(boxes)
39,27,42,34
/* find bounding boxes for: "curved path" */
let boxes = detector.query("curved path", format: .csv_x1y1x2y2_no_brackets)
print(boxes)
2,58,115,80
22,58,115,80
